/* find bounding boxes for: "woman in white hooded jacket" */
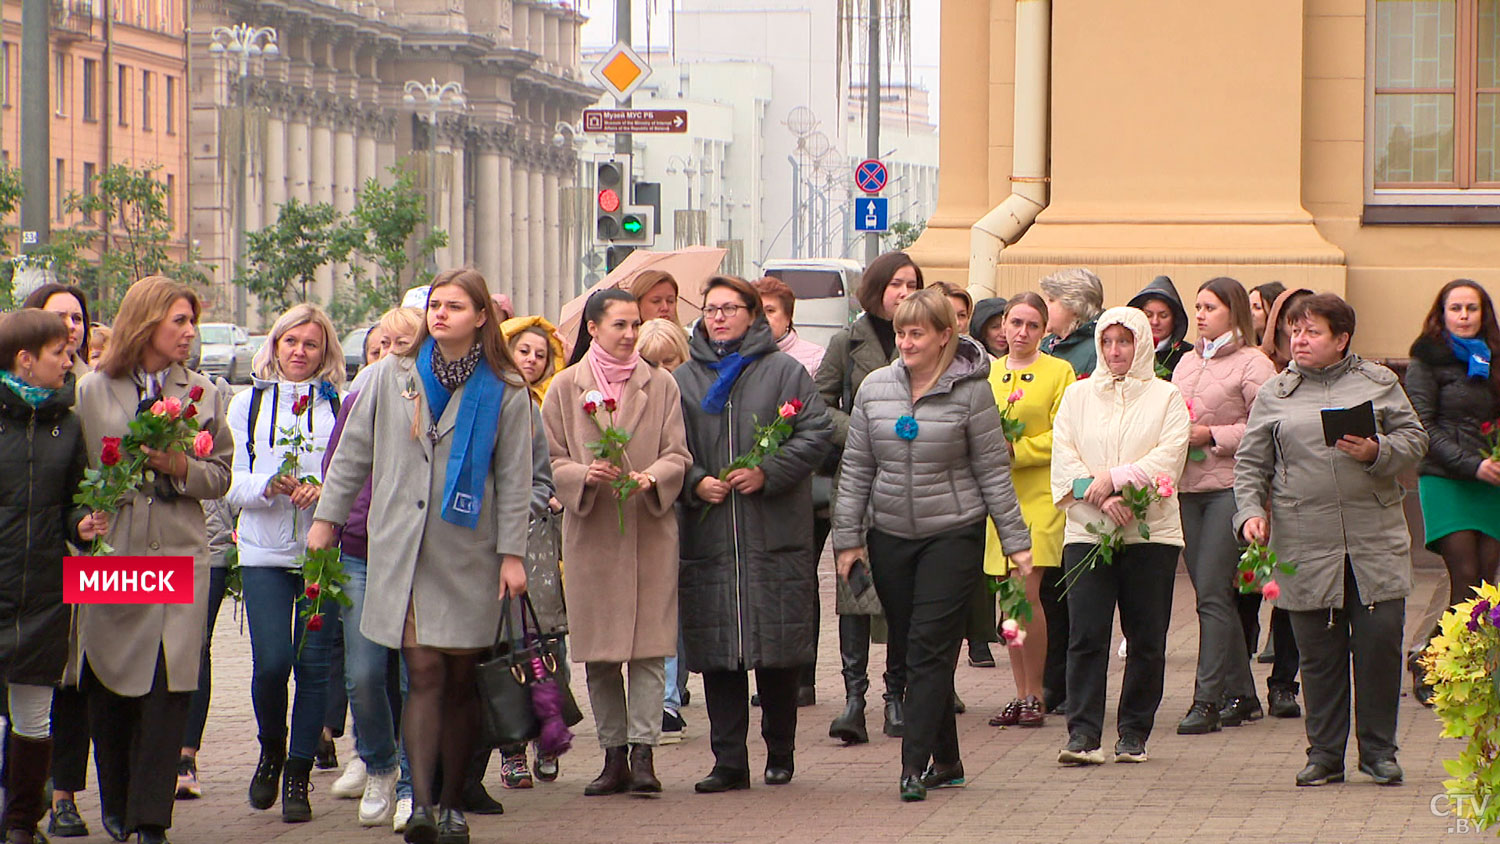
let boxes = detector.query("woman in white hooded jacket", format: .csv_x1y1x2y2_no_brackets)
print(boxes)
1049,306,1189,768
225,304,346,823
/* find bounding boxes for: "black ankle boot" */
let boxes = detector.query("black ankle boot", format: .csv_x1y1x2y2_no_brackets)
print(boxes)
829,697,868,744
883,697,905,738
247,739,285,810
281,758,313,823
2,735,52,840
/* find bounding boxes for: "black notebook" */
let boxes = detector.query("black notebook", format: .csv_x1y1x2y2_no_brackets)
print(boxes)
1321,400,1377,447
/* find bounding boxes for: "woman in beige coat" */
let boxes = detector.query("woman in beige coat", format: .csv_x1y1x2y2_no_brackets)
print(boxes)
311,269,530,844
75,276,233,844
542,288,691,797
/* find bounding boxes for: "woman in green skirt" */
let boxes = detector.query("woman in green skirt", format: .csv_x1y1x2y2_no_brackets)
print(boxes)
1405,279,1500,704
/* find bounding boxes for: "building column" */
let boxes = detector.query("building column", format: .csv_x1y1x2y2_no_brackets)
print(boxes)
543,169,560,318
476,149,502,285
511,157,530,314
498,153,515,298
334,124,357,302
448,142,467,271
356,132,378,191
310,120,335,301
264,114,287,218
528,166,544,316
287,118,311,204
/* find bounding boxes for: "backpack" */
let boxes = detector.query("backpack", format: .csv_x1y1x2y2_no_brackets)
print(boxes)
244,384,341,472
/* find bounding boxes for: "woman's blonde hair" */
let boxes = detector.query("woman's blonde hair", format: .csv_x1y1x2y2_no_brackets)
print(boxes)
893,288,960,391
378,306,424,340
98,276,201,378
637,318,691,368
252,303,346,386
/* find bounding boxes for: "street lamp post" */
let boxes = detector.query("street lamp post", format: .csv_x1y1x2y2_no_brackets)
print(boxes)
208,23,279,327
402,79,466,274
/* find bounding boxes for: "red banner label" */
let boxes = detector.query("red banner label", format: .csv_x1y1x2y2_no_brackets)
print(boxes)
63,556,194,604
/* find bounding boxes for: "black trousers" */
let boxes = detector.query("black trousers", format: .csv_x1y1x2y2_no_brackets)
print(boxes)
84,652,192,833
869,521,983,775
1287,560,1403,770
50,684,90,792
702,666,799,772
1062,541,1177,744
1268,608,1302,693
1040,566,1069,711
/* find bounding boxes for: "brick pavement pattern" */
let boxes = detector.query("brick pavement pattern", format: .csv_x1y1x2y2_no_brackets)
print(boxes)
71,563,1460,843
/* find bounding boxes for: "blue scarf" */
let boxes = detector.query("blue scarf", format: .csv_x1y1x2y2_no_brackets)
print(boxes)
701,352,762,414
0,372,55,408
417,337,505,529
1448,333,1492,380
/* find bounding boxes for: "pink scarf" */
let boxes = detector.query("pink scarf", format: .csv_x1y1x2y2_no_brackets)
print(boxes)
586,343,641,405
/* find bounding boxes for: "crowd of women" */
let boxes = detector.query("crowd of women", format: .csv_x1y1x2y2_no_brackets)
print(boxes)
0,253,1494,842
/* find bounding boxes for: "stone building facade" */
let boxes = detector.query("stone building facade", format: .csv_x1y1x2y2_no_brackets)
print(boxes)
189,0,594,324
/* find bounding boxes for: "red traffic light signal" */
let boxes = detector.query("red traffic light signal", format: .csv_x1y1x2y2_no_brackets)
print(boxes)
598,188,621,213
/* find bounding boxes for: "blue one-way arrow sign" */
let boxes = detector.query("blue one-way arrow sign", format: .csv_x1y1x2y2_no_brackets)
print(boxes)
854,197,889,232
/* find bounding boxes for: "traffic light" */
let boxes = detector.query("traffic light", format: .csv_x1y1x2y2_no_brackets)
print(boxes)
633,181,662,235
595,157,627,242
606,245,636,272
615,207,653,245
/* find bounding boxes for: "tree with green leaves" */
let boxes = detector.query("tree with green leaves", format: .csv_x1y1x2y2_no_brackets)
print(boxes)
235,198,357,320
885,219,926,251
0,163,25,308
329,163,447,329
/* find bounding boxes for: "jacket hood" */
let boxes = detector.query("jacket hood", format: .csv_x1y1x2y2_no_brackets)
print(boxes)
1092,306,1157,383
500,315,567,402
688,317,780,363
1258,287,1315,361
1127,275,1189,346
970,297,1008,337
896,334,991,396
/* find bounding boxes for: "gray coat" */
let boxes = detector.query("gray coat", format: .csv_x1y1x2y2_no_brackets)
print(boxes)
1233,353,1429,611
675,320,834,672
833,336,1032,557
315,353,532,650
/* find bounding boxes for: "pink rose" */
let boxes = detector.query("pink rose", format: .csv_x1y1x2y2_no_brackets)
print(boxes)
1186,398,1200,423
1000,618,1020,641
193,430,215,458
1154,472,1175,498
1262,580,1281,601
151,400,166,416
1009,629,1027,648
778,401,798,419
1007,389,1024,404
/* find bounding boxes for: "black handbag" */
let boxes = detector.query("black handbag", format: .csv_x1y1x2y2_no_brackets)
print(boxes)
475,596,541,746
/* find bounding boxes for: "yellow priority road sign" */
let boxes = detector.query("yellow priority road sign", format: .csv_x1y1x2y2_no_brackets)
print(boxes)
590,41,653,103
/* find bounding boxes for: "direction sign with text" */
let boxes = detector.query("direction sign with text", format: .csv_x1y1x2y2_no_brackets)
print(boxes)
855,159,888,194
854,197,889,232
583,109,688,134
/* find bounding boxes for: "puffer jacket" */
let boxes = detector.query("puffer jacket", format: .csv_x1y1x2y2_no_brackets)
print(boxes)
1042,319,1098,377
816,313,897,448
0,377,89,685
1050,308,1191,548
226,378,341,567
1233,353,1429,611
1170,338,1276,492
1128,275,1193,375
833,336,1031,556
675,319,834,672
1405,335,1500,481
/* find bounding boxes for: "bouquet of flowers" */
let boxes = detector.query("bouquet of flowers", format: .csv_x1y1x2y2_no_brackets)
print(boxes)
998,389,1025,444
74,385,216,554
700,398,803,521
275,389,325,485
1061,472,1176,595
296,546,351,658
1235,541,1295,599
988,575,1032,647
1482,419,1500,461
583,391,639,534
1420,583,1500,833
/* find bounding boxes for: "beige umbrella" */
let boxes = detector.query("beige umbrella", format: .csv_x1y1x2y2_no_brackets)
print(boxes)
555,246,727,358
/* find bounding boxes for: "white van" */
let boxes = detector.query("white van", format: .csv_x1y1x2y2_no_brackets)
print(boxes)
760,259,863,348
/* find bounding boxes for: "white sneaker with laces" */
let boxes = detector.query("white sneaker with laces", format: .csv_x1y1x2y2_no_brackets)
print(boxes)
330,757,367,799
358,769,399,826
392,796,413,833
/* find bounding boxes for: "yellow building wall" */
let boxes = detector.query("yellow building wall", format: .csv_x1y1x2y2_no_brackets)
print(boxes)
915,0,1500,359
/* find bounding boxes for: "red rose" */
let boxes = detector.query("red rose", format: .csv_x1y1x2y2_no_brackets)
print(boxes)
306,613,324,632
305,583,321,600
188,384,205,402
1485,421,1496,436
100,437,123,467
790,397,804,413
583,401,598,415
1077,372,1092,380
603,397,618,413
182,404,198,420
1240,570,1255,584
292,395,309,416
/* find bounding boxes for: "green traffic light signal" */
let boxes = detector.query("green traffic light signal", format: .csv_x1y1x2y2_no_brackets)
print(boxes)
621,215,644,236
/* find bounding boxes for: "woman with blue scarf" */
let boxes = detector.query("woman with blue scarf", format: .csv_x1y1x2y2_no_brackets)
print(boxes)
310,269,531,844
1404,279,1500,705
674,276,833,794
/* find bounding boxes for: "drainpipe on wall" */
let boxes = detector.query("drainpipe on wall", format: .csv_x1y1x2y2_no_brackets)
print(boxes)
967,0,1050,298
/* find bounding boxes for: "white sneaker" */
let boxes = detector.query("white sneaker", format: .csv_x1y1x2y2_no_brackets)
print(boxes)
330,757,367,799
391,796,413,833
358,769,399,827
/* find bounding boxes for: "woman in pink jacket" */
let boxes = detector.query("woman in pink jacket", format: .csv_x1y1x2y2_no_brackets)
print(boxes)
1170,277,1276,736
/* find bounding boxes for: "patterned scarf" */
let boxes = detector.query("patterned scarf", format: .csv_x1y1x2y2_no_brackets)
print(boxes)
431,342,483,394
0,371,55,408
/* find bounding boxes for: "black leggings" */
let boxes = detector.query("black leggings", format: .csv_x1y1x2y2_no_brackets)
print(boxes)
1438,530,1500,608
401,647,479,810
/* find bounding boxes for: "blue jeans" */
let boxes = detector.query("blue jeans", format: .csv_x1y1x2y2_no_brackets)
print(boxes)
242,565,341,761
340,554,401,774
183,566,228,750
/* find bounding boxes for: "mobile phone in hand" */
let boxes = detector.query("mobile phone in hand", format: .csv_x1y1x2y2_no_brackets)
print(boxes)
846,559,874,597
1073,477,1093,500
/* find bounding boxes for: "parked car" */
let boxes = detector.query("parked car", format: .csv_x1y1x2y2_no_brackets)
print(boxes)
198,322,256,384
343,326,375,381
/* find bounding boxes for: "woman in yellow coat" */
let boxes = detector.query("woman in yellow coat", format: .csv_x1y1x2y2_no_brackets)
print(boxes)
984,292,1074,729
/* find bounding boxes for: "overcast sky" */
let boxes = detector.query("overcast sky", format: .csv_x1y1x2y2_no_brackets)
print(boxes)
576,0,941,117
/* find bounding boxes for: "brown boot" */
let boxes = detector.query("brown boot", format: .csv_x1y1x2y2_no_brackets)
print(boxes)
3,734,53,841
627,744,661,794
583,746,630,796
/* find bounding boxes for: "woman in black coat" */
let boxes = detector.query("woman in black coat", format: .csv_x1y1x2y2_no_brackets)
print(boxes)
0,310,107,844
674,276,832,793
1406,279,1500,703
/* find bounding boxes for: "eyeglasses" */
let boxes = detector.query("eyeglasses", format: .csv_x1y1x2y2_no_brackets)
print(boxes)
703,304,747,319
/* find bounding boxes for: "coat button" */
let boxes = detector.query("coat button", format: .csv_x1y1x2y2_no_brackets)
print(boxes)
416,501,425,509
150,541,159,550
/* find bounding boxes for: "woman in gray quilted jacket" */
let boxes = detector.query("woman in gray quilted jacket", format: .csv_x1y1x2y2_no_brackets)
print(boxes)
833,288,1032,802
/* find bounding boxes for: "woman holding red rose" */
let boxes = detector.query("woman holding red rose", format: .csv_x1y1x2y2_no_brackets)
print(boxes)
224,303,346,824
74,276,232,844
